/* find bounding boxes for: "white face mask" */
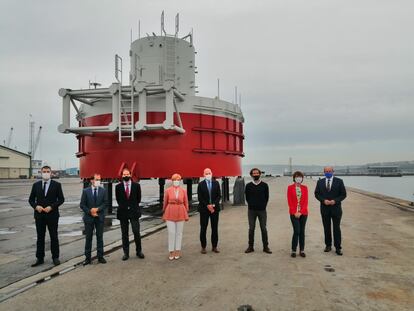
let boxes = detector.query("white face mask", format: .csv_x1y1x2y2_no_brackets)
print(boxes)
94,180,101,187
173,180,180,187
205,174,212,181
294,177,303,184
42,172,51,181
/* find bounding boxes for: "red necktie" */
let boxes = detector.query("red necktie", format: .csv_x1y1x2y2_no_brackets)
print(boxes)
125,183,130,199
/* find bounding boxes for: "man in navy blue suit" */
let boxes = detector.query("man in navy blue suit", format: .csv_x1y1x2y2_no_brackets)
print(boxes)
314,166,347,255
80,173,108,265
197,168,222,254
29,165,65,267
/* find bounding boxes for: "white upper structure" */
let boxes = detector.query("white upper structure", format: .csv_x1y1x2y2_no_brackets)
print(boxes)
130,35,195,96
58,12,243,142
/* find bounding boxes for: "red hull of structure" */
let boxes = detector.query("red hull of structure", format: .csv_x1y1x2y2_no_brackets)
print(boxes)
77,112,244,179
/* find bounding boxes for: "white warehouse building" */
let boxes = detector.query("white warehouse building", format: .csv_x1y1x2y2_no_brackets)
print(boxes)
0,145,31,179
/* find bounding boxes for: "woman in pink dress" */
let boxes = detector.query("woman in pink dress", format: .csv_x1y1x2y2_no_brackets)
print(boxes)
163,174,189,260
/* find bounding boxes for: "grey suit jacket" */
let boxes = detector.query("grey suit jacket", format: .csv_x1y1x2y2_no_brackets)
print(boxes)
80,186,108,223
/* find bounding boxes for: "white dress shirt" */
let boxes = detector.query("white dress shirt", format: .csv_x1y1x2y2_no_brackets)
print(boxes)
91,185,99,195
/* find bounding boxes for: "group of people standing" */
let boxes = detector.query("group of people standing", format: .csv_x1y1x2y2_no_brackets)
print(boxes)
29,166,144,266
243,166,346,258
286,166,347,257
28,165,346,267
162,168,222,260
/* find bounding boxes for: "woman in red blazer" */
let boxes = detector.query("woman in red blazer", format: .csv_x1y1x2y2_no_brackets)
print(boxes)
287,171,309,258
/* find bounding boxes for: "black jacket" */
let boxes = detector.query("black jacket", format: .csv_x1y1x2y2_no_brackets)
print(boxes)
314,177,347,213
197,179,221,213
115,181,141,220
28,180,65,219
245,181,269,210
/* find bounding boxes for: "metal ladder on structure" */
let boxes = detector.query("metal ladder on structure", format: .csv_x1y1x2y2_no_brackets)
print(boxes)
115,54,134,142
164,38,176,82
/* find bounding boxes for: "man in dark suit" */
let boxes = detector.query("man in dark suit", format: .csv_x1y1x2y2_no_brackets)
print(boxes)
115,168,144,260
28,165,65,266
80,173,108,265
197,168,221,254
314,166,347,255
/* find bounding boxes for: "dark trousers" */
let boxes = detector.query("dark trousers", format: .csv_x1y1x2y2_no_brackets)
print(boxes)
321,209,342,249
35,216,59,259
248,209,268,248
84,218,104,260
199,211,219,248
290,215,308,252
120,218,141,255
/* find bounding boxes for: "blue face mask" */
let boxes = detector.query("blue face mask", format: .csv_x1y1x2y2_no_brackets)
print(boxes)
324,172,333,178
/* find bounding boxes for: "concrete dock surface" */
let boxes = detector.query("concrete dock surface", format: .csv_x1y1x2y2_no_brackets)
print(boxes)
1,177,413,311
0,178,172,288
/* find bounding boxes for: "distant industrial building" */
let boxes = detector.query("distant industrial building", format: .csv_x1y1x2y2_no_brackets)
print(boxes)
367,165,402,177
0,145,31,179
65,167,79,176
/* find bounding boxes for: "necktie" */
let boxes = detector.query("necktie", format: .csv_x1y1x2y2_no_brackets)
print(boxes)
125,183,130,199
207,181,212,203
327,179,331,192
93,188,97,204
43,182,47,196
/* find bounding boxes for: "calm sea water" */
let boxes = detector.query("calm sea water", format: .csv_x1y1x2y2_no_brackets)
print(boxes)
319,176,414,202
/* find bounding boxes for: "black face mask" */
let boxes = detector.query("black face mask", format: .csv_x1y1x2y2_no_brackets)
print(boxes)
252,175,260,181
122,176,131,182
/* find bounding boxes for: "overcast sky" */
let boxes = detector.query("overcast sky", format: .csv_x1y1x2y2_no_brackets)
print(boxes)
1,0,413,169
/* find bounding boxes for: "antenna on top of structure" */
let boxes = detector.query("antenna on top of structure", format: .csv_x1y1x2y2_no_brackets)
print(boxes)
89,80,102,89
175,13,179,37
161,11,167,36
138,20,141,39
234,86,238,105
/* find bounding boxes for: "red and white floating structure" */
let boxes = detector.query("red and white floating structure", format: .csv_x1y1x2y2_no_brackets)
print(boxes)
58,13,244,185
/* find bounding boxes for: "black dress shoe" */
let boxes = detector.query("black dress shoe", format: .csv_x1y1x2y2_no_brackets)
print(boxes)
136,252,145,259
291,252,296,258
300,252,306,258
122,254,129,261
263,247,272,254
324,246,332,252
31,259,44,267
53,258,61,266
245,247,254,253
83,258,91,266
336,249,343,256
98,257,107,264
